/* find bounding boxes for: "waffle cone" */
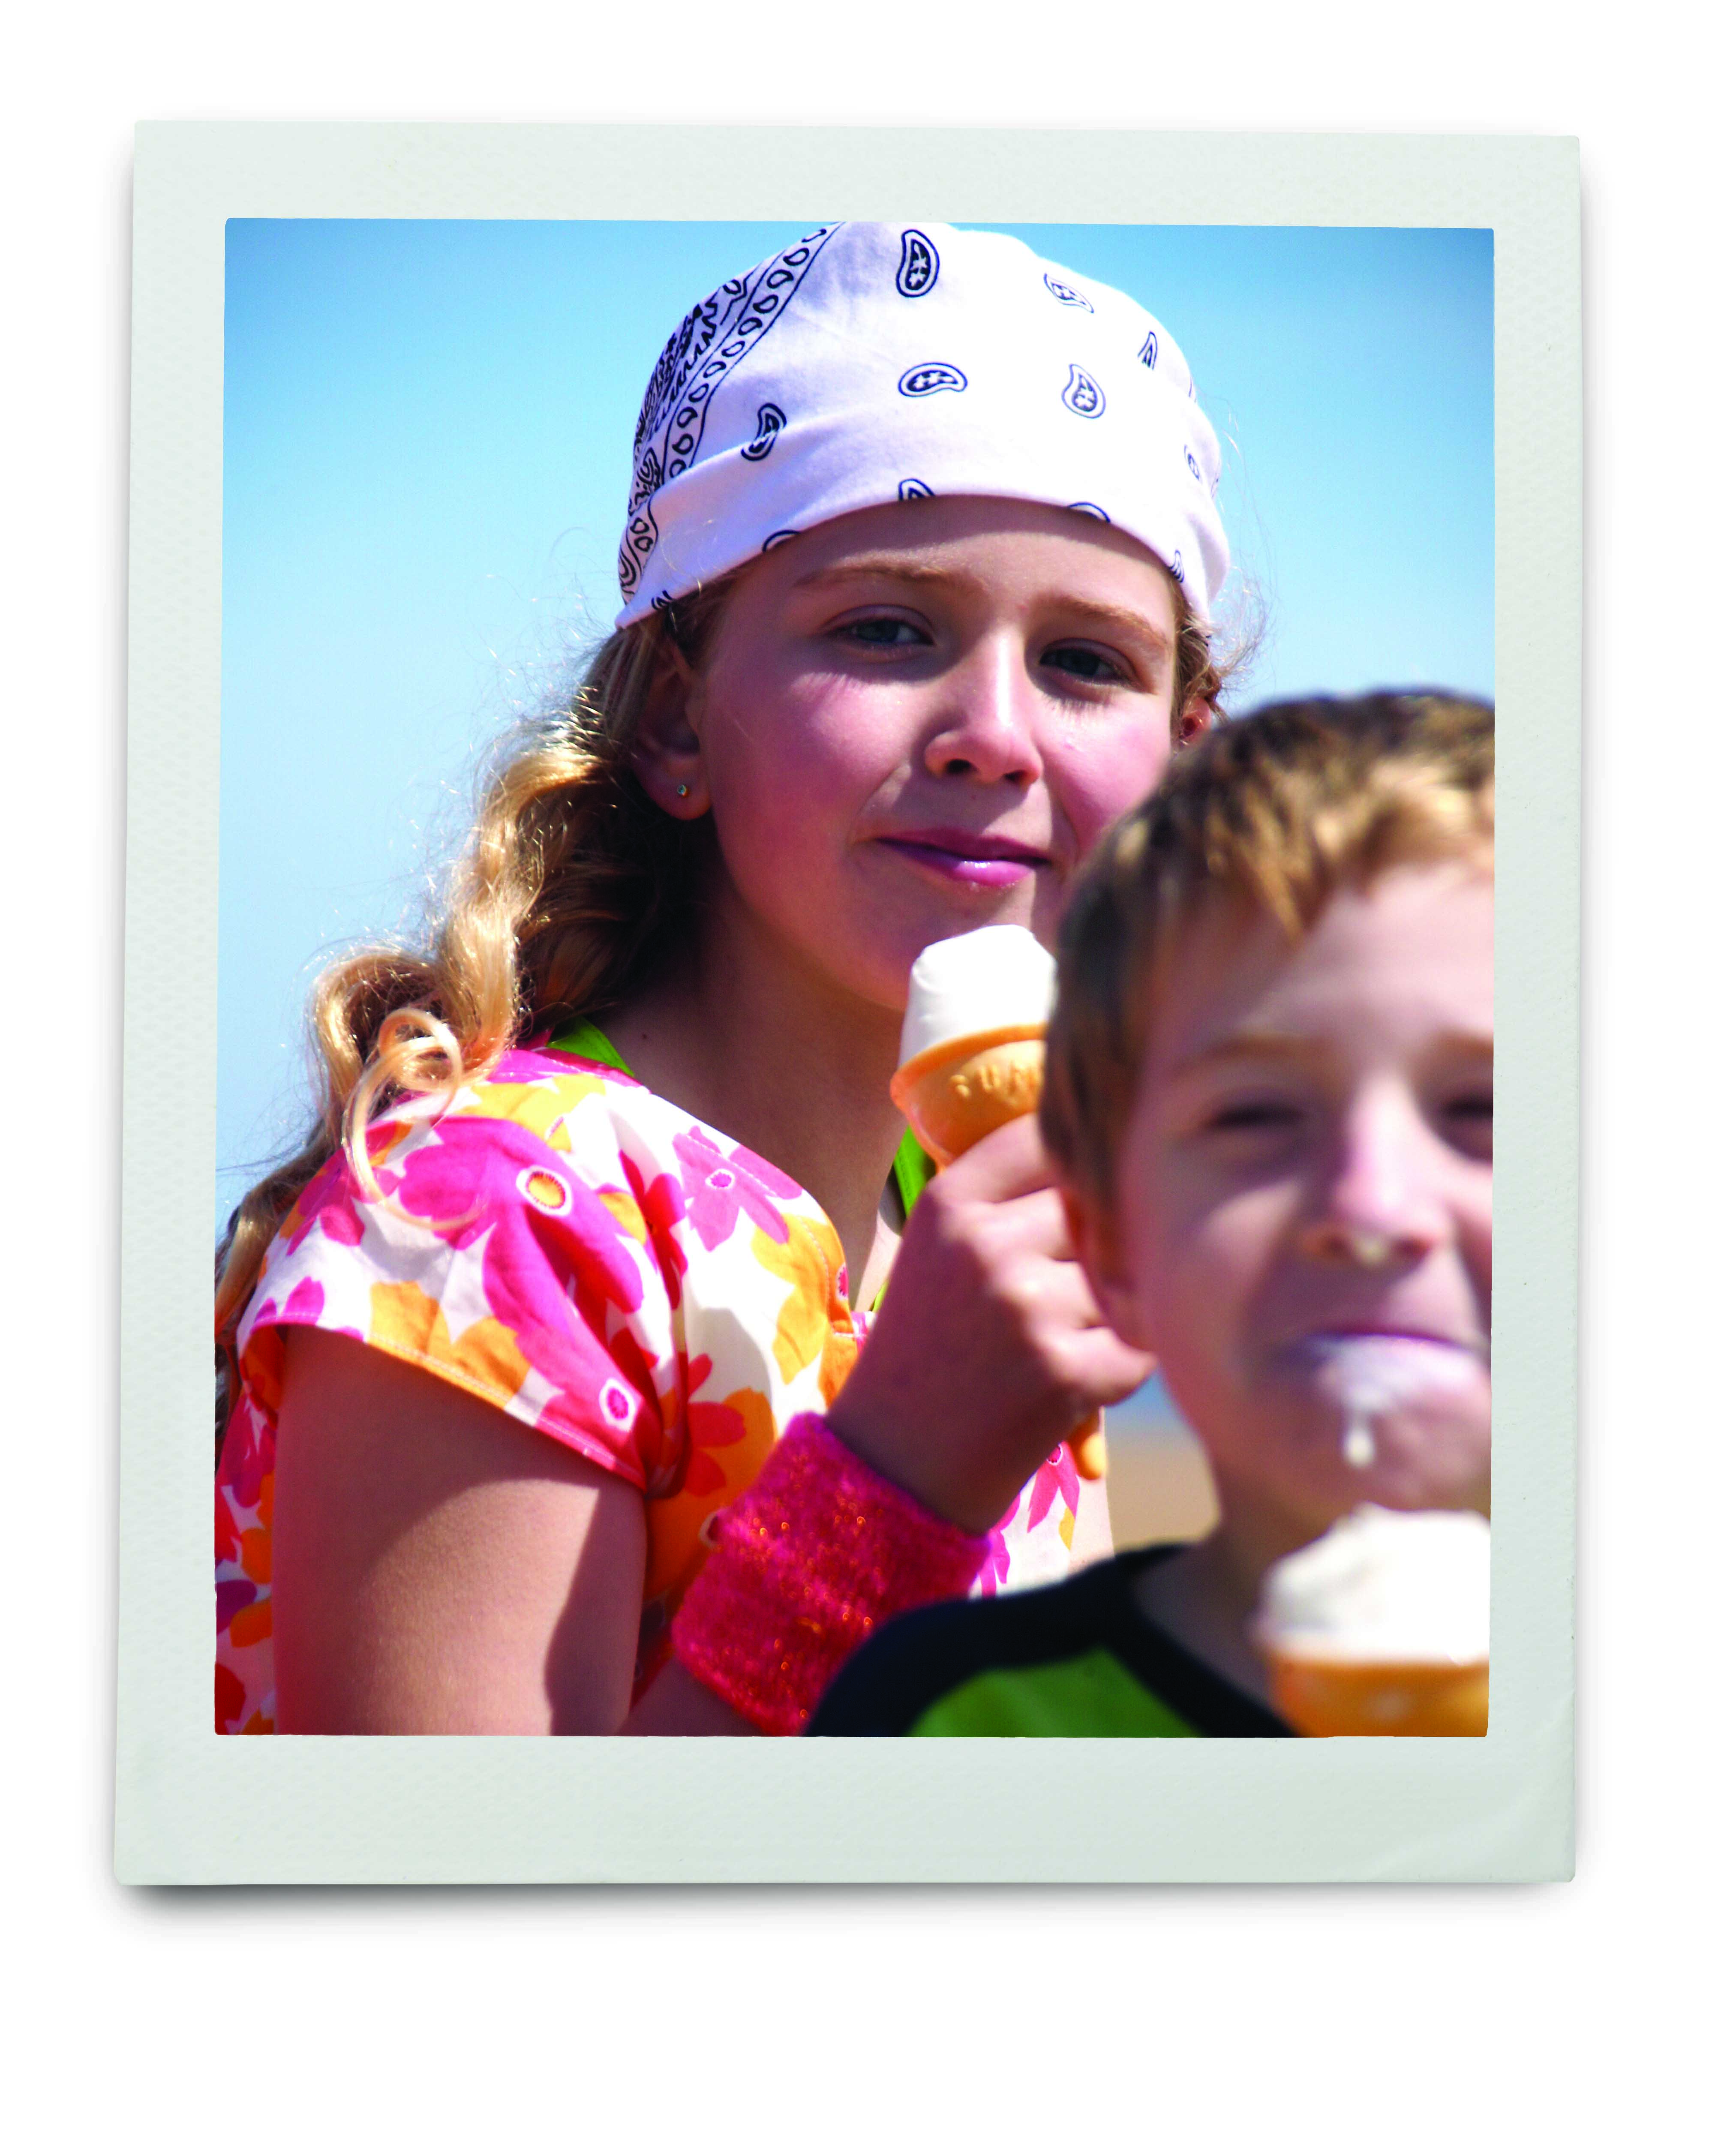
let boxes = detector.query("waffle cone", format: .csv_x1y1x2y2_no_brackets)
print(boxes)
889,1025,1102,1480
1264,1650,1489,1737
889,1027,1046,1167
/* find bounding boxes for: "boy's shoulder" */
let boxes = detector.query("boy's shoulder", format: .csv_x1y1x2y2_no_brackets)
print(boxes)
809,1545,1290,1738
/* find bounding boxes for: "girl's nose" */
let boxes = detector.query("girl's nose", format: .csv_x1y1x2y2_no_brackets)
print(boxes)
1298,1095,1448,1272
922,640,1045,787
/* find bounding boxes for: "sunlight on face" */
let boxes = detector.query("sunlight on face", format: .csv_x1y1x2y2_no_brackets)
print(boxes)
686,493,1186,1015
1098,862,1493,1543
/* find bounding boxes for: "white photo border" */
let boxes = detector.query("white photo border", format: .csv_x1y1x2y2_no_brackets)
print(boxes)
118,123,1577,1883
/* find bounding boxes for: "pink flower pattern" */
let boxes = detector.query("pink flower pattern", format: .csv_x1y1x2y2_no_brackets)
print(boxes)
214,1045,1084,1733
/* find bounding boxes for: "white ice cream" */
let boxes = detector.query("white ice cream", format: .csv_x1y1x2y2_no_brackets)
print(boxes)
1254,1506,1491,1666
897,926,1058,1070
1291,1333,1487,1472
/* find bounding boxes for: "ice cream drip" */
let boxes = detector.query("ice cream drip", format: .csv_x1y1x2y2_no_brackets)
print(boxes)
1292,1334,1484,1474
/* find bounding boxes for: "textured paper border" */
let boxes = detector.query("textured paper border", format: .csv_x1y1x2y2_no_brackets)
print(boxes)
118,124,1577,1883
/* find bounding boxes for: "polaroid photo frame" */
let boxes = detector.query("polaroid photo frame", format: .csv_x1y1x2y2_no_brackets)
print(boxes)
118,124,1578,1883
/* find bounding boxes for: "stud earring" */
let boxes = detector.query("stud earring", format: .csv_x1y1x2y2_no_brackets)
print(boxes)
676,783,690,798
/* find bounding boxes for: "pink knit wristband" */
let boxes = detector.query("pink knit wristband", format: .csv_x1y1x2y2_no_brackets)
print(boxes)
670,1413,991,1734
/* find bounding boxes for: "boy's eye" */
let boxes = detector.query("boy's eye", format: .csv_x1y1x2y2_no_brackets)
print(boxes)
1039,642,1129,687
1442,1088,1493,1158
1204,1099,1302,1135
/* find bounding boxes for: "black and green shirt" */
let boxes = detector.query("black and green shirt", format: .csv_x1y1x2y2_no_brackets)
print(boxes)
810,1544,1291,1737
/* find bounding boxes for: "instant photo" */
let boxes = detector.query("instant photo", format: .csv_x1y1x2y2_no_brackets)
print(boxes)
118,126,1577,1881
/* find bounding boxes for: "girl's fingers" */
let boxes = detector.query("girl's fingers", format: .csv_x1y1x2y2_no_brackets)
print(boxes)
933,1111,1060,1202
1011,1258,1154,1398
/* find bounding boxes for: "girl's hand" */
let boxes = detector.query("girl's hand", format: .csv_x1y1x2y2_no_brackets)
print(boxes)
826,1115,1154,1533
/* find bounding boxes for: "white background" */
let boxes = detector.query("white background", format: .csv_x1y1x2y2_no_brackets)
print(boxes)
5,6,1711,2147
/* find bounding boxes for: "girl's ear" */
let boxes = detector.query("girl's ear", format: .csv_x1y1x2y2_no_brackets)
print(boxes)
632,646,710,818
1174,694,1213,750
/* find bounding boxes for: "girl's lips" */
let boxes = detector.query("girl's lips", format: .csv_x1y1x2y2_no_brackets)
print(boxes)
876,832,1051,890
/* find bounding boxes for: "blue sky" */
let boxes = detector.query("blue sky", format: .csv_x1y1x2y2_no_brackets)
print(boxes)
219,219,1493,1230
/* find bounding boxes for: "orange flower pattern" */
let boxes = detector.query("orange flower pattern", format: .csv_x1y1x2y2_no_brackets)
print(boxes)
215,1044,1083,1732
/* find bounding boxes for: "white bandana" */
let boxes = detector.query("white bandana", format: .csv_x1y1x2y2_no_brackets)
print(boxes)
614,222,1229,628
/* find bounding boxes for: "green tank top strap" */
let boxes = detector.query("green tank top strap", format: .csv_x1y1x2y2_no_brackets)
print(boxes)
547,1017,636,1076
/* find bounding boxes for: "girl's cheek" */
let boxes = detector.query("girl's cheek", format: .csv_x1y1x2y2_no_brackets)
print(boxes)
1050,718,1177,861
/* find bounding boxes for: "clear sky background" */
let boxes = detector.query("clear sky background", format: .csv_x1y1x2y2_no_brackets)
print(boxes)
219,219,1493,1232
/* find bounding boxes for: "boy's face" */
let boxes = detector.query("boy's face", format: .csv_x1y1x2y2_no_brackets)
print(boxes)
1079,861,1492,1546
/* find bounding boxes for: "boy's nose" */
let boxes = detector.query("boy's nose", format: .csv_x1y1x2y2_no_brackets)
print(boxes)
1298,1096,1448,1271
923,640,1045,787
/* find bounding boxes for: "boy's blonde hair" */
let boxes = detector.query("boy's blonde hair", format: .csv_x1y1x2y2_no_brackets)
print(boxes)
1041,692,1495,1221
214,574,1229,1450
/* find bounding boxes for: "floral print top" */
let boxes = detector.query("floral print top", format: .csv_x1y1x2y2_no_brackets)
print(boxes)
215,1044,1085,1733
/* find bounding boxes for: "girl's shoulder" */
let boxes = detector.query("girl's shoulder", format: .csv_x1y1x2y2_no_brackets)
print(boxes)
245,1039,835,1353
476,1040,819,1218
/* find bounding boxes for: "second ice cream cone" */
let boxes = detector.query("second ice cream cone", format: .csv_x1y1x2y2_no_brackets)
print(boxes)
1264,1649,1489,1737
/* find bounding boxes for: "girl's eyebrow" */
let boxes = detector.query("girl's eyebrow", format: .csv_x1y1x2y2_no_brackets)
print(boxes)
790,559,1173,657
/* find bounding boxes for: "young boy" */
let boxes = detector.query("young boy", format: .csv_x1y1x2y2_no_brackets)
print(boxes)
811,692,1494,1736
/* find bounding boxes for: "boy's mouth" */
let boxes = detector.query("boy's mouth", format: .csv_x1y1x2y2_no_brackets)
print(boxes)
877,828,1052,889
1276,1332,1490,1406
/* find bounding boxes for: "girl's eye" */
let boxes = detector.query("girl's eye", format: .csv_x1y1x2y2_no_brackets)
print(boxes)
836,616,929,649
1040,642,1129,686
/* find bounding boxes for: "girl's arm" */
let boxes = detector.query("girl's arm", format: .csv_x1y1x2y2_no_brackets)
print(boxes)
270,1328,752,1735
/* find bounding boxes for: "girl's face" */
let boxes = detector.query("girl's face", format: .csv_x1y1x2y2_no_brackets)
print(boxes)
667,494,1190,1014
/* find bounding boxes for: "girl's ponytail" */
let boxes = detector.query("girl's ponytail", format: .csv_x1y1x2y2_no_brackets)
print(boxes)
213,588,729,1458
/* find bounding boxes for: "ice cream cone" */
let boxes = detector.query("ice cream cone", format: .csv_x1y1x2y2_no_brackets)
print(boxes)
891,928,1105,1481
1263,1649,1489,1737
1252,1507,1490,1736
889,1026,1048,1166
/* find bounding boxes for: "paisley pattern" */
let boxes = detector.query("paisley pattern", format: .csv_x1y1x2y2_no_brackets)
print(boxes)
896,228,940,296
612,223,1229,629
741,402,786,461
1063,364,1106,419
898,362,968,398
1043,273,1093,311
214,1044,1085,1733
619,226,835,601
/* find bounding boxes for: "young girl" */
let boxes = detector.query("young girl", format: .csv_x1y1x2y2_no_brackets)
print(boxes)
214,221,1232,1736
